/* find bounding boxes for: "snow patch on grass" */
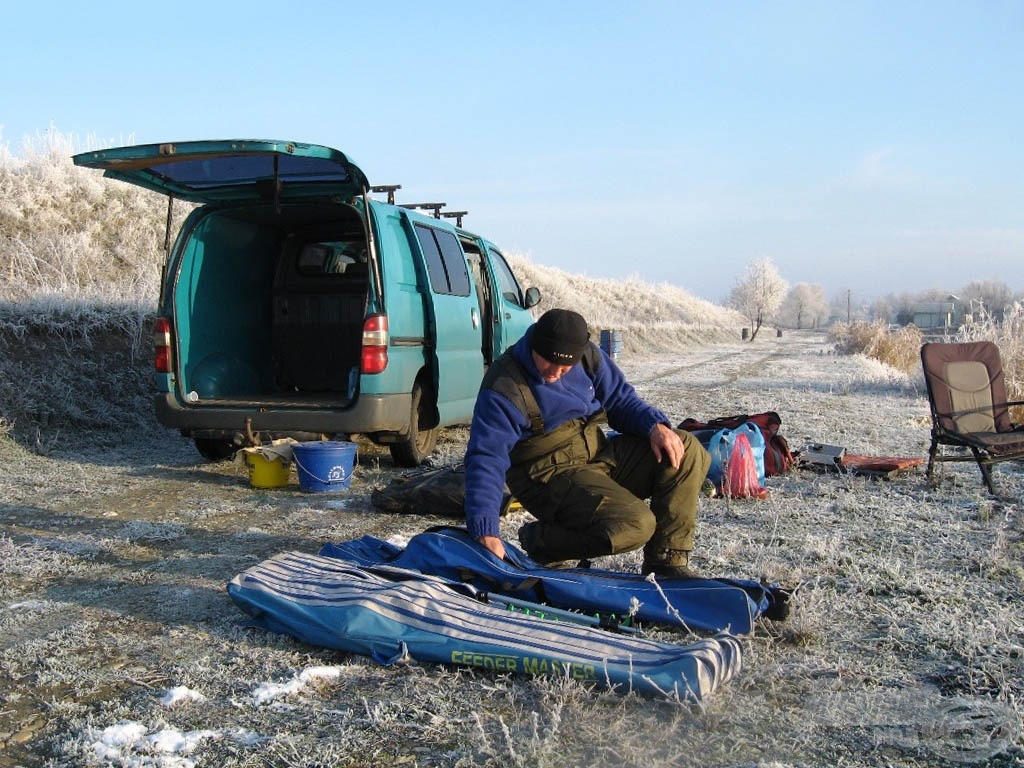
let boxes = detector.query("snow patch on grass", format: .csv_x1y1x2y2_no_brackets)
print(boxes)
252,665,346,706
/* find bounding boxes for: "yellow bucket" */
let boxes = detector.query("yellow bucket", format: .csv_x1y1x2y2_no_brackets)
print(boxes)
245,451,290,488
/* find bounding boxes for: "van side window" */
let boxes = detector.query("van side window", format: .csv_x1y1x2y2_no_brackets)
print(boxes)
413,224,471,297
434,230,471,296
488,248,525,306
414,224,449,293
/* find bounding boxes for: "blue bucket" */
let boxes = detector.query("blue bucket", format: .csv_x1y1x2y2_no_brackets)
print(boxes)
600,329,622,360
292,441,358,493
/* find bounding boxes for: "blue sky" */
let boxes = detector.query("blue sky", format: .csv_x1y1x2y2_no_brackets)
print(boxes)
2,1,1021,303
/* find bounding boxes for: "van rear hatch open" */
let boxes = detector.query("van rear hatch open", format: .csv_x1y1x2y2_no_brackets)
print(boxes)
72,139,370,202
72,140,391,451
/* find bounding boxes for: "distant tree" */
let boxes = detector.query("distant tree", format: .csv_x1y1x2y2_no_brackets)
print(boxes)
829,289,870,324
868,296,894,324
780,283,829,329
871,292,918,326
892,292,919,326
960,279,1015,322
728,257,788,341
917,287,952,304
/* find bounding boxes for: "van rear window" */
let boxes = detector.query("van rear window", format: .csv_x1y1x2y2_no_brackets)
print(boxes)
157,154,351,188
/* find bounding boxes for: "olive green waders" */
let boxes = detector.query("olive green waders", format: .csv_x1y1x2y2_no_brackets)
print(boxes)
507,416,710,565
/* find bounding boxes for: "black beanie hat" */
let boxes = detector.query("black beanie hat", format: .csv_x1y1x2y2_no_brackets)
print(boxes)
530,309,590,365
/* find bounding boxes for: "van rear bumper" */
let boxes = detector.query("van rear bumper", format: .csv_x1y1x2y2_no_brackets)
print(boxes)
155,392,413,438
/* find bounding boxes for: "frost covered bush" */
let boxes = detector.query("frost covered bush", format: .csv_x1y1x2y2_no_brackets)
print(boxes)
829,320,923,374
0,130,190,308
832,309,1024,421
509,254,744,347
958,302,1024,417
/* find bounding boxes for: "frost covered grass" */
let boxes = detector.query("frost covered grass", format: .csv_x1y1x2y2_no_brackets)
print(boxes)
2,130,1023,765
1,331,1022,767
4,129,1019,765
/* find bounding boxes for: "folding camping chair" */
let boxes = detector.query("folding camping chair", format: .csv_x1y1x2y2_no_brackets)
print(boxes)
920,340,1024,494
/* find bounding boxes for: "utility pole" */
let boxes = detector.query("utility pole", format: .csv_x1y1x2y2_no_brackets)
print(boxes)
847,290,851,323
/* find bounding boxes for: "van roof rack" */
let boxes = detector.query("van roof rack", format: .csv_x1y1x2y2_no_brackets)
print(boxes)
400,202,446,219
376,187,469,226
370,184,401,204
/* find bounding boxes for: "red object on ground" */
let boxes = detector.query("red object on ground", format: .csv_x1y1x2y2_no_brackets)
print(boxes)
839,454,926,477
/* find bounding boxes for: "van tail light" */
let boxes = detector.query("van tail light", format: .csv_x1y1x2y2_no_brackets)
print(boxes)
154,316,173,373
361,314,389,374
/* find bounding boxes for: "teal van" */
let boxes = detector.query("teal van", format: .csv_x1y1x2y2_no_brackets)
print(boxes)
73,140,540,465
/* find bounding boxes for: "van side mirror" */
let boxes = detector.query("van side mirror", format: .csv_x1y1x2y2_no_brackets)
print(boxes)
524,286,542,309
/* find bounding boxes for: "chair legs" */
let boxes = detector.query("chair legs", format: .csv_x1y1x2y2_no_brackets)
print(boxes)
971,447,998,495
926,438,939,486
927,438,1000,495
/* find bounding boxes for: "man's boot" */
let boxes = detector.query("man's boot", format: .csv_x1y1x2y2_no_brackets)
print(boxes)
641,548,699,579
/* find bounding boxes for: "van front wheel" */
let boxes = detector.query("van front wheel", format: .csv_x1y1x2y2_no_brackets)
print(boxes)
390,381,438,466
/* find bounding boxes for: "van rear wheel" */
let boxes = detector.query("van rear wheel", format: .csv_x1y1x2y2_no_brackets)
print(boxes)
194,437,236,462
390,380,438,466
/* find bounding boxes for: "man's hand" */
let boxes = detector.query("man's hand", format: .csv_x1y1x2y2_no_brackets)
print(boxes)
477,535,507,560
650,422,685,469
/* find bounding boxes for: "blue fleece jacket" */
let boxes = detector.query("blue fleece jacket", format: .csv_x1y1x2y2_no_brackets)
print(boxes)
463,328,671,540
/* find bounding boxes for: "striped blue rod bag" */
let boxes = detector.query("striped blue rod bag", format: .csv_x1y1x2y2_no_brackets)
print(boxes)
228,550,742,700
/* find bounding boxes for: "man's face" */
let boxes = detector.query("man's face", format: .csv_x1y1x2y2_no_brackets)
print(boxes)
531,350,575,383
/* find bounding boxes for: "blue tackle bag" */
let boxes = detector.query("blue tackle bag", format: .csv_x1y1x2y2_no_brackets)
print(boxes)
692,422,766,490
